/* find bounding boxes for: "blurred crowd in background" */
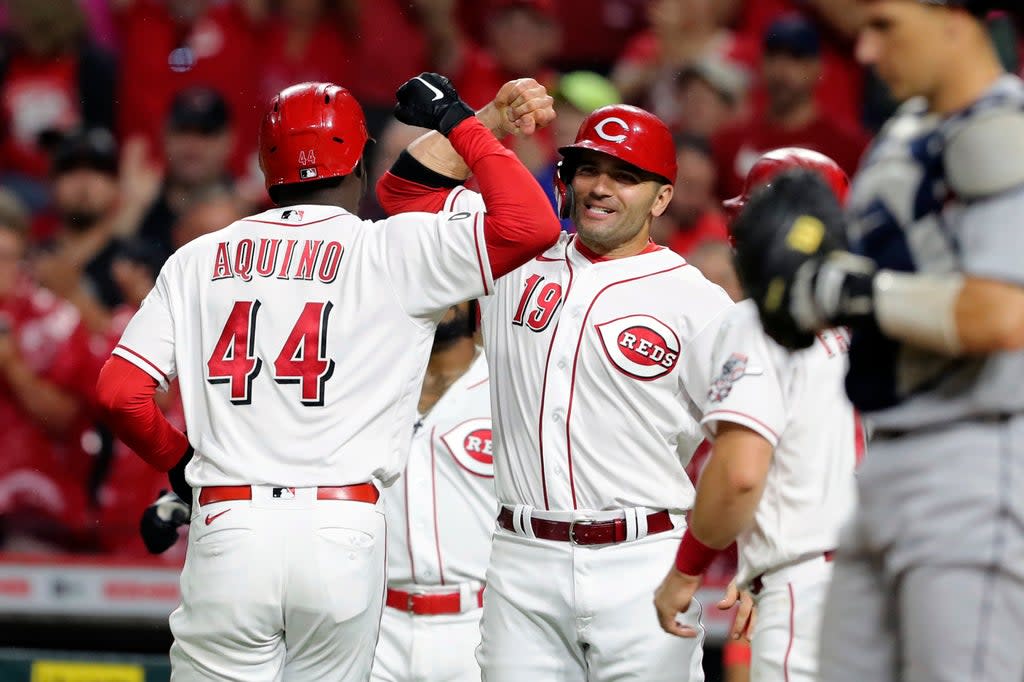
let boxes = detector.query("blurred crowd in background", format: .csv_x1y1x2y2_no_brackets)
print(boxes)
0,0,1020,559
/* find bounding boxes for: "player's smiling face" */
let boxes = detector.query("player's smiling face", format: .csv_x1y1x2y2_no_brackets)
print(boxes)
569,151,673,256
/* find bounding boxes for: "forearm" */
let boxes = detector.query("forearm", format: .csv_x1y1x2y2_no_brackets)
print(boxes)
96,356,189,471
954,276,1024,352
448,118,561,277
674,424,772,575
406,103,511,180
688,445,768,548
867,271,1024,355
3,361,80,435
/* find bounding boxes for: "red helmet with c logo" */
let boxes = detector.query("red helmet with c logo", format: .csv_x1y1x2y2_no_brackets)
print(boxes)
555,105,677,219
259,82,369,191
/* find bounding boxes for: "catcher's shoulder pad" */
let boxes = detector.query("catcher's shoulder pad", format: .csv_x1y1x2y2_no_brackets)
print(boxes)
944,91,1024,200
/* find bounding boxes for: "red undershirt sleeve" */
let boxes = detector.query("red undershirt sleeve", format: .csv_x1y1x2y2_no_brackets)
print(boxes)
377,120,560,280
96,356,189,472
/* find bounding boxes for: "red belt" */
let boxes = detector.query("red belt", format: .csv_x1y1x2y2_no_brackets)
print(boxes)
386,586,484,615
496,507,674,545
750,550,835,595
198,483,379,506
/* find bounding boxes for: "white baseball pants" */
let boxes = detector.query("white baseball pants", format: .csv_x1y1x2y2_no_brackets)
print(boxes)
372,603,482,681
477,519,705,682
169,486,386,681
749,555,833,682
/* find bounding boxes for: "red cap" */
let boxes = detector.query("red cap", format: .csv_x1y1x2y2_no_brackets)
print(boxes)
259,82,369,190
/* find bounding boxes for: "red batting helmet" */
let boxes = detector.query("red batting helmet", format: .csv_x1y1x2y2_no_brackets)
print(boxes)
259,82,369,190
555,105,677,219
723,147,849,221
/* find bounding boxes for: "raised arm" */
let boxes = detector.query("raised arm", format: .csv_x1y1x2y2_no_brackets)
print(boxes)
384,75,559,278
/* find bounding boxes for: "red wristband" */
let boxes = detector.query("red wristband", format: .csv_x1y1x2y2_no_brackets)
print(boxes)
674,529,720,576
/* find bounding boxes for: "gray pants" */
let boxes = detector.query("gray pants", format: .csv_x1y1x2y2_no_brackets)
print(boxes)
820,415,1024,682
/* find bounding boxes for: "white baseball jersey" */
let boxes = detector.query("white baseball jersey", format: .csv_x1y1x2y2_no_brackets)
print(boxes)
696,301,861,588
442,189,741,513
113,203,493,488
383,350,495,587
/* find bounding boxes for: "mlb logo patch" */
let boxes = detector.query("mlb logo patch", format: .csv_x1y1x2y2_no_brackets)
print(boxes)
299,167,318,179
280,209,305,222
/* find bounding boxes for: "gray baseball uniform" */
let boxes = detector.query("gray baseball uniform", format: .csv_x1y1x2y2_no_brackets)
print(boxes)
820,74,1024,682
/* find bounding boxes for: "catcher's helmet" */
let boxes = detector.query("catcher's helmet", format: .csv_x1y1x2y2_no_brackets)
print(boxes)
555,105,677,219
259,82,369,190
723,147,849,221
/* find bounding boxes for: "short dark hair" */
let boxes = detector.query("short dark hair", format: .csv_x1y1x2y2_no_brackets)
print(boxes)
267,176,345,206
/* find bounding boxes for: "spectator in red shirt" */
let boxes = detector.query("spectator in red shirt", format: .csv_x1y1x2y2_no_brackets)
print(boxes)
0,189,101,552
115,0,259,178
652,134,731,257
0,0,115,211
712,15,869,200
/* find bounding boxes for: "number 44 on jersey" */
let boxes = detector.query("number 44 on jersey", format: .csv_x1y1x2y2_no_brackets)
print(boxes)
206,300,336,407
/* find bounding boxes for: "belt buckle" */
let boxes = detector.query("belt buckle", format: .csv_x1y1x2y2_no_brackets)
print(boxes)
568,518,598,545
406,590,424,614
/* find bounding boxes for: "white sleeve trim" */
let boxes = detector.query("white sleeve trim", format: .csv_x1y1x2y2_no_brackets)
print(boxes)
700,409,780,447
112,344,171,391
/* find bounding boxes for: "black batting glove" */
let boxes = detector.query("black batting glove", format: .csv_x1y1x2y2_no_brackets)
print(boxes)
140,489,191,554
731,170,876,349
394,72,475,137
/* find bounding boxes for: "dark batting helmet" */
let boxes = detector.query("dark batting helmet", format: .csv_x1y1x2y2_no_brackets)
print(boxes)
723,147,849,222
259,82,369,190
554,104,677,219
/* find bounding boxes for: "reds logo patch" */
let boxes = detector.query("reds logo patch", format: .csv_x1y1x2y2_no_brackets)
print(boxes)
440,418,494,478
596,315,680,380
708,353,750,402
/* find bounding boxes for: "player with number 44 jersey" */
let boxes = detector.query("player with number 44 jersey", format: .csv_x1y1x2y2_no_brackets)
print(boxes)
95,74,559,681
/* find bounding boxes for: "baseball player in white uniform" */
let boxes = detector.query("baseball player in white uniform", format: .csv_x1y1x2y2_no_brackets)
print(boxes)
373,301,495,682
655,150,862,682
95,74,560,681
378,103,785,681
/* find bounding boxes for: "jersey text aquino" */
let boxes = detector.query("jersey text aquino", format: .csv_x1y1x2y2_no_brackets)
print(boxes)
210,238,344,284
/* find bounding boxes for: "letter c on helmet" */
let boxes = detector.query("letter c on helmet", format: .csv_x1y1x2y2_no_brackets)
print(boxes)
594,117,628,143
